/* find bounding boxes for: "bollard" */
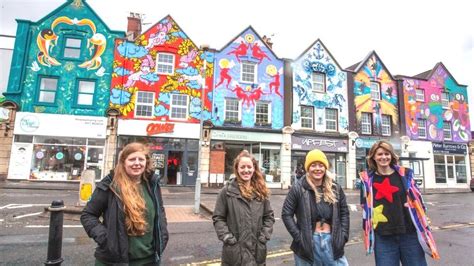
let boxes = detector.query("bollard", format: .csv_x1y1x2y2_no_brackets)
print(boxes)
45,200,65,266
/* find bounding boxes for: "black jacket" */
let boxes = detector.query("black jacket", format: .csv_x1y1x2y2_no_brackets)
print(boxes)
80,172,169,264
281,177,349,262
212,178,275,266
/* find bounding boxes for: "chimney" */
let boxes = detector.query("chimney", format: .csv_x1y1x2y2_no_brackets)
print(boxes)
262,35,273,49
127,12,142,41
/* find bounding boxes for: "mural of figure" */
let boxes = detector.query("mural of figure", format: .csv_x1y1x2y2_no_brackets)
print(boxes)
179,48,198,68
250,42,271,64
227,40,249,63
36,29,61,67
248,86,266,106
229,83,250,108
78,33,107,70
146,22,172,49
267,65,282,98
216,59,235,88
124,54,156,88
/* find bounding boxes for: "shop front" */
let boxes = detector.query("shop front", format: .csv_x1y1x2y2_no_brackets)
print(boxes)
291,135,348,188
117,119,200,186
432,142,470,188
354,137,402,174
8,112,107,181
209,130,283,188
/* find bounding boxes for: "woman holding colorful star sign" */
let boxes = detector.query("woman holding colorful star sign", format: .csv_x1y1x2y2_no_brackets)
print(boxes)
282,149,350,265
359,140,440,265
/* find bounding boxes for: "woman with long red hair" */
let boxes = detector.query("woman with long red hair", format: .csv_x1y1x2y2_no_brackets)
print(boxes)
81,142,168,265
213,150,275,265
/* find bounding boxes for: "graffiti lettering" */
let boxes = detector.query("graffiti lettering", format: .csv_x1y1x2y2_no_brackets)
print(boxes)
146,123,175,136
302,138,337,148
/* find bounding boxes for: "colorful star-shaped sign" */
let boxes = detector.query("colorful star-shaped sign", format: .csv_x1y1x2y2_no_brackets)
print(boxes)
373,178,399,203
372,204,388,229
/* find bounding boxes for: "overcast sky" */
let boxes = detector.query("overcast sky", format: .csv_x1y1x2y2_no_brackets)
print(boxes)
1,0,473,122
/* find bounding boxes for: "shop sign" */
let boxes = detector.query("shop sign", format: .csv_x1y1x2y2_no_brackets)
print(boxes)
20,115,40,132
291,135,348,152
146,123,175,136
355,138,401,149
432,142,467,155
0,107,10,121
211,130,282,143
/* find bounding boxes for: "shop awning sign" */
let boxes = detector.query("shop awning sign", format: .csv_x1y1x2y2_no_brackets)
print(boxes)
432,142,467,155
291,135,348,152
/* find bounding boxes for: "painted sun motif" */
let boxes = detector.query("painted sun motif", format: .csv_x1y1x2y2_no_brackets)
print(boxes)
245,34,255,43
219,58,230,68
266,65,277,76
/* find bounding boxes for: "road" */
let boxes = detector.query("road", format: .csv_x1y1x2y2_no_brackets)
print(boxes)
1,187,473,265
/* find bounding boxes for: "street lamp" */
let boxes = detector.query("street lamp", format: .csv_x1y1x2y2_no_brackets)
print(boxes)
194,44,209,214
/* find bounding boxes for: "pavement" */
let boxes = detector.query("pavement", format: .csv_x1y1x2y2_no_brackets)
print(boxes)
1,180,472,222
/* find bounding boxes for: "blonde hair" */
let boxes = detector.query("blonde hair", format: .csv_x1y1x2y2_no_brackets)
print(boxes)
233,150,270,201
305,169,338,204
366,140,399,171
111,142,152,236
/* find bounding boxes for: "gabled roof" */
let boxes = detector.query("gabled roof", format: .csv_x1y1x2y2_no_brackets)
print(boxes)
294,38,344,70
34,0,124,35
218,25,281,60
413,62,466,87
345,50,396,80
140,14,199,49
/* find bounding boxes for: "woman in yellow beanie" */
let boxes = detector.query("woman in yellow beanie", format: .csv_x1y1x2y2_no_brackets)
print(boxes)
282,149,350,265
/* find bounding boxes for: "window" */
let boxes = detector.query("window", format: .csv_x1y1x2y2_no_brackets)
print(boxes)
325,108,337,131
443,121,452,140
415,89,425,102
156,53,175,75
455,156,467,183
381,115,391,136
434,155,446,183
63,37,82,59
301,106,314,129
224,98,240,121
417,119,427,138
77,80,95,106
38,77,58,103
135,91,155,118
255,101,271,124
361,112,372,134
441,92,450,108
169,94,188,119
312,72,325,93
370,82,380,100
241,61,257,83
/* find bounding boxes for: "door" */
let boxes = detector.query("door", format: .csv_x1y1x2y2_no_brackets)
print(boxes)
151,151,167,184
183,151,198,186
446,155,456,187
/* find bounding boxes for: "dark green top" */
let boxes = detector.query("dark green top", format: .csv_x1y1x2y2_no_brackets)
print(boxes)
128,181,156,263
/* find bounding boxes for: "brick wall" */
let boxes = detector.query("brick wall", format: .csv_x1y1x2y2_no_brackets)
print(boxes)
209,150,225,174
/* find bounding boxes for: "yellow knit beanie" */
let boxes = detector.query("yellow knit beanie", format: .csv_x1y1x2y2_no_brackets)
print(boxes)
304,149,329,171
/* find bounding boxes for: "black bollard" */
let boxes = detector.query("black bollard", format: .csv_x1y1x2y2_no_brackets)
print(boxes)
45,200,65,266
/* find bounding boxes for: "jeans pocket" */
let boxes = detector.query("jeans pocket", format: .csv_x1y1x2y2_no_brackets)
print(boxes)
222,243,241,265
255,240,267,264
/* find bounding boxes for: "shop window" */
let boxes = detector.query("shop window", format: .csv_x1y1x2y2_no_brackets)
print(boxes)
455,156,467,183
434,155,446,183
301,106,314,129
31,144,86,181
361,112,372,134
224,98,241,122
325,108,337,131
370,82,380,100
14,135,33,143
156,53,175,75
255,101,271,124
381,115,391,136
311,72,325,93
169,94,188,120
135,91,155,118
443,121,452,140
38,77,58,104
259,146,281,183
241,61,257,83
417,119,427,138
415,88,425,102
63,37,82,59
76,80,96,106
441,92,450,109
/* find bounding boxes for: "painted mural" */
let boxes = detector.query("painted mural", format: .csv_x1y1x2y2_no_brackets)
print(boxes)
353,53,398,135
403,64,470,142
6,0,122,115
110,16,213,122
212,27,283,129
292,40,348,132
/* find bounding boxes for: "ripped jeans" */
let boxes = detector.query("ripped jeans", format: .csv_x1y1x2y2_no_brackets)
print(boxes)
294,232,349,266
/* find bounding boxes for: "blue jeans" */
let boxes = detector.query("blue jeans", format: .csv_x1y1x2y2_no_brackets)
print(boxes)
294,232,349,266
374,232,427,266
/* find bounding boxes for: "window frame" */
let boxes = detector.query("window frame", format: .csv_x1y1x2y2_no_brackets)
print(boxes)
169,94,189,120
240,61,257,84
417,118,427,138
381,114,392,136
325,108,338,131
62,35,84,60
254,101,272,124
134,91,155,118
74,79,96,108
415,88,425,102
361,112,372,134
224,98,242,122
370,82,381,100
443,121,452,140
311,72,326,93
441,92,450,109
300,105,314,130
37,76,59,106
156,53,175,75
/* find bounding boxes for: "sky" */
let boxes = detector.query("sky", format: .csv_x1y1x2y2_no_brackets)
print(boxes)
1,0,473,122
